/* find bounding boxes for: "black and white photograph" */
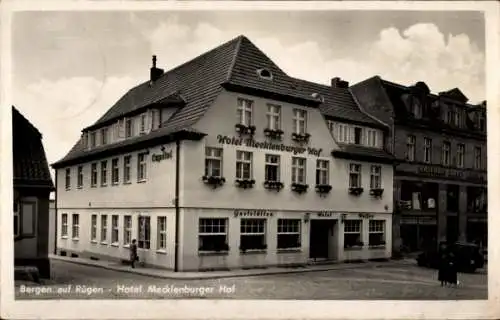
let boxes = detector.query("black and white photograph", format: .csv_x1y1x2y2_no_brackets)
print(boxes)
1,1,498,319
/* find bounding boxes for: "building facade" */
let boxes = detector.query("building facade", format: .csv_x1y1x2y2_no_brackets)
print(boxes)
52,36,395,272
350,78,487,255
13,106,54,278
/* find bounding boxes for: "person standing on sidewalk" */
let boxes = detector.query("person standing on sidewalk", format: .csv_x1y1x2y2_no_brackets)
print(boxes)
130,239,138,268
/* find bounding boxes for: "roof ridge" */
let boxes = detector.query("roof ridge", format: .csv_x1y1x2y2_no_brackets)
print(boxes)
224,35,245,83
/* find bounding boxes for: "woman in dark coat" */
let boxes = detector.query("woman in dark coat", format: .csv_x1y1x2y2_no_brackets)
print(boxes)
446,252,458,287
438,250,448,287
130,239,138,268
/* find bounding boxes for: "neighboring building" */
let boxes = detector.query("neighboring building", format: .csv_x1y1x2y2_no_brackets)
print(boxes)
13,106,54,278
52,36,395,272
350,77,487,255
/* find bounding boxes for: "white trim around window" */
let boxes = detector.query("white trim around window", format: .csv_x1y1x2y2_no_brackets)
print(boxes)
236,151,253,180
266,104,281,130
205,147,223,177
71,213,80,240
316,159,329,185
291,157,307,184
237,98,253,126
61,213,68,238
292,108,307,134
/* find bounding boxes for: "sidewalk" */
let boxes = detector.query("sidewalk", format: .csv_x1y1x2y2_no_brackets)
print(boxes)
49,254,411,280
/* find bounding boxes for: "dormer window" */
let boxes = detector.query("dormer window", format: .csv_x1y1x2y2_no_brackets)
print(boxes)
311,93,324,103
125,118,133,138
354,127,362,145
90,131,97,148
412,100,422,119
101,127,108,145
257,68,273,80
140,113,147,134
478,113,485,131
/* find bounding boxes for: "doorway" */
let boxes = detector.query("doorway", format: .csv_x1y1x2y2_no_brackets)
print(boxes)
309,220,334,259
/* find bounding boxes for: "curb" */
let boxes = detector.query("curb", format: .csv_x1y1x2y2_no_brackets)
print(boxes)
51,256,399,280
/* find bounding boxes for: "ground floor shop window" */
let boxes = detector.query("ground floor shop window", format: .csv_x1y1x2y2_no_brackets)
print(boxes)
240,219,267,251
400,223,437,252
137,216,151,249
277,219,301,249
467,187,487,213
123,215,132,246
344,220,362,249
368,220,385,247
400,181,438,211
198,218,229,252
467,221,487,247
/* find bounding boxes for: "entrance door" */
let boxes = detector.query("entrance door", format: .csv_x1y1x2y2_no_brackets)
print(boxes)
309,220,330,259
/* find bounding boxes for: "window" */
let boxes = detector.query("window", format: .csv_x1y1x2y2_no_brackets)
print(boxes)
61,213,68,237
205,147,223,177
349,163,361,188
138,215,151,249
137,153,147,181
90,214,97,242
478,114,485,131
413,102,422,119
157,217,167,251
292,109,307,134
71,214,80,239
124,215,132,246
111,158,119,185
100,215,108,243
77,166,83,188
111,215,119,244
326,120,335,133
237,98,253,126
100,160,108,186
123,155,131,183
91,163,98,187
140,113,147,134
90,131,97,148
344,220,362,249
474,146,482,169
125,118,133,137
366,129,378,147
406,135,416,161
240,219,267,251
316,160,329,185
291,157,307,184
457,144,465,168
337,123,349,143
370,165,382,189
65,168,71,190
447,108,454,125
266,104,281,130
424,138,432,163
19,202,36,237
369,220,385,246
354,127,362,145
277,219,301,249
198,218,228,252
152,109,162,130
236,151,253,180
265,154,280,182
454,110,462,127
441,141,451,166
101,127,108,145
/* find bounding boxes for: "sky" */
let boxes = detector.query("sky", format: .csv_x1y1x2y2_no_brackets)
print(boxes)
12,10,486,174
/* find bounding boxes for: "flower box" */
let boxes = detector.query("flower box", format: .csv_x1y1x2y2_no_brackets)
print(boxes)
239,244,267,253
344,242,364,249
235,179,255,189
348,187,364,196
263,180,284,191
235,124,256,135
369,188,384,198
291,132,311,143
315,184,332,194
202,176,226,188
291,183,309,194
263,128,284,140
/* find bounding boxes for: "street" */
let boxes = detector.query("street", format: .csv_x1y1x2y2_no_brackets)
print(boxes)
15,259,487,300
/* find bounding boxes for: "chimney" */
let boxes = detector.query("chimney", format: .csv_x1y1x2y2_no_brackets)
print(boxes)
331,77,349,88
150,55,164,82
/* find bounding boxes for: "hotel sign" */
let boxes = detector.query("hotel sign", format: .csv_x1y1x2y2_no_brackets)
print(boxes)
317,211,336,217
397,163,486,183
234,210,274,217
217,135,323,156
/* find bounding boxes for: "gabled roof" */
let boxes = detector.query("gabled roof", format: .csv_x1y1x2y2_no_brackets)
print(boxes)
439,88,469,103
12,106,54,190
53,35,383,168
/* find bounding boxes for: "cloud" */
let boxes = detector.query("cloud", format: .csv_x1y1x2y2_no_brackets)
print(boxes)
144,20,485,103
14,76,137,166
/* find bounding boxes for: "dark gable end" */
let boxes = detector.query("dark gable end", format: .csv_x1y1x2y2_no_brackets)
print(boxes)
53,35,389,168
12,106,54,189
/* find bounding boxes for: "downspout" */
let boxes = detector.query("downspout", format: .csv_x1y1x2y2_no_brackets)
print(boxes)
53,169,58,255
174,139,181,272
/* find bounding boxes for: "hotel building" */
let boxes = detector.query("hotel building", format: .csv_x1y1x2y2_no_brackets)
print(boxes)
351,77,487,255
52,36,395,271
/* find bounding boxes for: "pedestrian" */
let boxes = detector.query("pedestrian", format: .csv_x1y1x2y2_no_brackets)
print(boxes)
447,252,458,288
438,247,448,287
130,239,138,268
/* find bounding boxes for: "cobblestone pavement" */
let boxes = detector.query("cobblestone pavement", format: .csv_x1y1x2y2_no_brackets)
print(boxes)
15,259,487,300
